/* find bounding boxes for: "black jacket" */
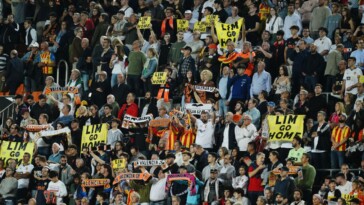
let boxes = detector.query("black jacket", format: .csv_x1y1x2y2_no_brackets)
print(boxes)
309,122,332,151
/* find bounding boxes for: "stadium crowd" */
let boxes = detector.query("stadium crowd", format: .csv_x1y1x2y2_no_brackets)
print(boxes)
0,0,364,205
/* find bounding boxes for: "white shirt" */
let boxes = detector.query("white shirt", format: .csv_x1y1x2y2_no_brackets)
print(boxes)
201,0,215,13
265,16,284,34
47,180,68,204
221,124,231,148
195,119,215,148
175,151,183,166
343,67,363,94
283,13,302,39
337,181,352,195
235,123,257,151
111,55,128,76
314,36,332,60
150,178,167,201
25,27,37,46
16,163,34,189
120,6,134,19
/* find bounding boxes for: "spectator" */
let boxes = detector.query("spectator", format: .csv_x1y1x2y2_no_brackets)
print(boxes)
295,153,317,205
47,170,67,204
250,61,271,99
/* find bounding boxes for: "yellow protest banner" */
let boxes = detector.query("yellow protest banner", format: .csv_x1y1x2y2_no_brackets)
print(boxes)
112,159,127,171
137,16,151,29
193,21,207,33
177,19,189,32
214,19,244,49
360,75,364,83
267,115,305,141
205,15,218,26
81,124,108,150
0,141,35,166
151,72,167,84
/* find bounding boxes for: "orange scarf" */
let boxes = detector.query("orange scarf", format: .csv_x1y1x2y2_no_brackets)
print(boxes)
161,17,174,36
157,84,170,102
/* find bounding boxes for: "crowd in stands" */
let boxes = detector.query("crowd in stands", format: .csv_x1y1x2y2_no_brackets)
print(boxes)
0,0,364,205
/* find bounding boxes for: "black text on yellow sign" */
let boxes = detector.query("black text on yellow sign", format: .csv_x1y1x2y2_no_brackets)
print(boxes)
0,141,34,166
81,124,108,150
215,19,244,49
138,16,151,29
177,19,189,32
151,72,167,84
267,115,305,141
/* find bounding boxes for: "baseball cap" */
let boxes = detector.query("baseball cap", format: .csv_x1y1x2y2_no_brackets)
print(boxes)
29,42,39,48
182,46,192,52
267,101,276,107
184,10,192,14
208,44,217,50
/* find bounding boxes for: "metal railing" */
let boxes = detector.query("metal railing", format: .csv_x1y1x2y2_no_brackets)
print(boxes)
0,100,16,134
56,60,69,87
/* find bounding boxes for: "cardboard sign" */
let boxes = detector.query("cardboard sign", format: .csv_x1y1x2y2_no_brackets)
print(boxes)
151,72,167,84
185,103,212,115
193,21,207,33
44,86,78,95
215,19,244,49
177,19,189,32
81,124,108,150
149,119,170,127
204,15,218,26
0,141,35,166
360,75,364,83
112,159,127,170
138,16,151,29
267,115,305,141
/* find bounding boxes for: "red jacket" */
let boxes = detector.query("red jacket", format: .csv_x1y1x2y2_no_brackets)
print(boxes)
117,103,138,120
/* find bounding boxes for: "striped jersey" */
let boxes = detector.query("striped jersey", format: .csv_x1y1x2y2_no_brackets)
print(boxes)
331,125,351,151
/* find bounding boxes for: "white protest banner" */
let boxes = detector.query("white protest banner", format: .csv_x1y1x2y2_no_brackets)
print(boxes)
124,114,153,123
134,160,165,166
40,127,71,137
194,85,216,92
185,103,212,115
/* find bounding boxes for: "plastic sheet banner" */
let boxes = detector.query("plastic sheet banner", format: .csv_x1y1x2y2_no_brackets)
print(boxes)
81,124,108,150
214,18,244,49
0,141,35,166
177,19,189,32
193,21,207,32
151,72,167,84
137,16,151,29
267,115,305,141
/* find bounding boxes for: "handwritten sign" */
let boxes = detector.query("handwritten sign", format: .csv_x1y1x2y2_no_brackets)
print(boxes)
267,115,305,142
0,141,35,166
151,72,167,84
138,16,151,29
177,19,189,32
205,15,218,26
215,19,244,49
81,124,108,150
193,21,207,33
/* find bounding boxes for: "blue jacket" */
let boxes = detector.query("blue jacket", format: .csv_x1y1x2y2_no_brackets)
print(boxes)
228,74,251,101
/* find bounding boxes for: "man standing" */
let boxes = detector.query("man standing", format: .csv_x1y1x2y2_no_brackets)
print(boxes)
127,40,146,96
227,66,251,112
178,46,197,83
190,111,215,151
342,57,363,96
91,13,109,48
331,113,351,168
324,44,344,92
221,112,237,149
309,0,331,39
203,169,224,205
313,27,332,60
350,39,364,70
247,152,266,205
250,61,271,99
202,152,221,181
218,154,236,187
295,153,316,205
283,4,302,40
168,31,186,66
24,19,37,48
15,153,34,202
302,44,325,91
35,42,56,88
274,166,296,203
6,50,24,95
218,66,230,117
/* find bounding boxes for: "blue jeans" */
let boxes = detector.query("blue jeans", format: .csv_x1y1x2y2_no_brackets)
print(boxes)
331,150,345,169
111,73,118,88
81,73,89,92
304,75,317,92
219,99,228,117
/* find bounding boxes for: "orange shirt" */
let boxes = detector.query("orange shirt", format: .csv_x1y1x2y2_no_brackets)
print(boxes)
331,125,351,151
